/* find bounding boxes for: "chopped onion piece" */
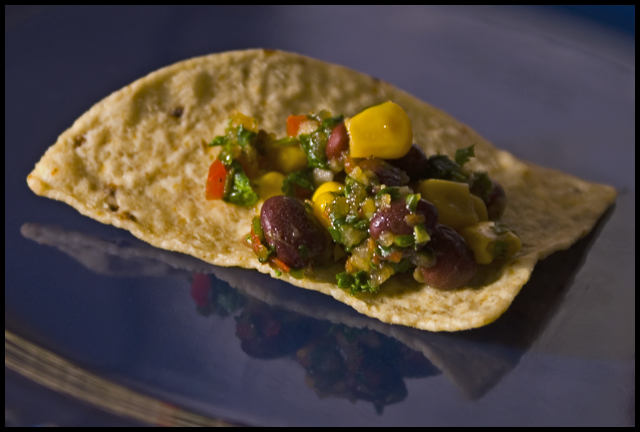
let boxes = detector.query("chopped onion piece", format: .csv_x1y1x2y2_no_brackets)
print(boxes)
312,168,334,186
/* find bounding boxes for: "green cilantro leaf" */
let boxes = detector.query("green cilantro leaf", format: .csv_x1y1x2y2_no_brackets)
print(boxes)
299,130,330,169
209,136,228,147
282,169,315,196
376,187,402,200
336,271,379,295
320,115,344,131
224,160,259,207
236,124,257,147
327,227,342,243
425,155,468,182
353,219,369,231
391,258,412,274
455,145,476,167
345,214,359,224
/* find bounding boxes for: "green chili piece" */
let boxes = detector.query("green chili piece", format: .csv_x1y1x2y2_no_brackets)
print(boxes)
252,217,265,241
289,268,305,279
394,235,415,248
406,193,420,212
414,224,431,244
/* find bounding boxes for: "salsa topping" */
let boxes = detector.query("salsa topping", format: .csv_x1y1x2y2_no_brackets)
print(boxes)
206,103,521,292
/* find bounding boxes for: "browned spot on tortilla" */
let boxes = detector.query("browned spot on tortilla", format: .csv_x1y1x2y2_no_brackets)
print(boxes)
73,135,86,147
51,168,58,175
124,212,137,222
170,107,184,118
105,184,117,197
105,184,118,212
263,49,277,56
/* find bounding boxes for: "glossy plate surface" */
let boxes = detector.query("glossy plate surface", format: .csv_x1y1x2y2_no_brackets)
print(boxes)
5,5,635,426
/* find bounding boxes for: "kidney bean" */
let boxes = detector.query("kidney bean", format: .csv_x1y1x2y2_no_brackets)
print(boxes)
260,196,328,268
358,158,410,186
325,122,349,160
415,225,477,290
388,144,429,182
370,199,438,240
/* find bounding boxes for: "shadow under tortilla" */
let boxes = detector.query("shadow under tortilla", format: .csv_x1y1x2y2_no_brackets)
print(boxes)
459,202,615,346
19,203,614,401
410,202,616,398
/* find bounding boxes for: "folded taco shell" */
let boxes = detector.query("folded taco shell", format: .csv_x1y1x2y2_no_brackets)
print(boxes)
27,49,616,331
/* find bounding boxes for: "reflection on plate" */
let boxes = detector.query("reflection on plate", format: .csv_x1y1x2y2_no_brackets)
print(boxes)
194,272,442,414
17,215,609,416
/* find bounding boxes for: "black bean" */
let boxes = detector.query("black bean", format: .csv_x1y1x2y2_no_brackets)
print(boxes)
370,199,438,240
358,158,410,186
388,144,429,182
471,178,507,220
486,180,507,220
260,196,328,268
415,225,477,290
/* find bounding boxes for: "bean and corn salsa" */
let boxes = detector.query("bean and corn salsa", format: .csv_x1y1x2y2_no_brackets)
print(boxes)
205,102,521,294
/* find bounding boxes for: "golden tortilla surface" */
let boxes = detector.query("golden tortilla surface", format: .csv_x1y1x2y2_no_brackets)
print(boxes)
27,49,616,331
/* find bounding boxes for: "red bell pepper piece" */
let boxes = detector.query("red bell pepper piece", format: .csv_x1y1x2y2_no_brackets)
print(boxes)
286,114,308,137
270,257,291,273
206,159,227,200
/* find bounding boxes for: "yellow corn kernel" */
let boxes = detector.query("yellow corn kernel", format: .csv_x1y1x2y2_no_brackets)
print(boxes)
252,172,285,201
502,231,522,256
460,222,522,264
417,179,479,230
345,101,413,159
312,181,344,202
229,110,258,132
313,192,336,228
271,145,308,174
360,198,377,220
470,194,488,221
459,222,497,264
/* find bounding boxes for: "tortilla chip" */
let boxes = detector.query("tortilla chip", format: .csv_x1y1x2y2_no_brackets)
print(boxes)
27,49,616,331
